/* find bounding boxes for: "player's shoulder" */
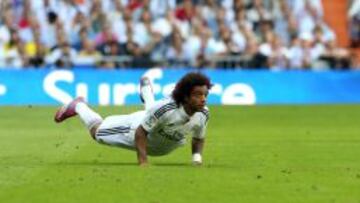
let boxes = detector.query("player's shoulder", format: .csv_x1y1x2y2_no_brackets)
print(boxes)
151,98,178,119
152,97,177,110
199,106,210,116
195,106,210,122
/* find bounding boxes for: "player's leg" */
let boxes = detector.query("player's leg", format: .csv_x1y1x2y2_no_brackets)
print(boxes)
54,97,103,139
94,111,146,150
140,77,155,110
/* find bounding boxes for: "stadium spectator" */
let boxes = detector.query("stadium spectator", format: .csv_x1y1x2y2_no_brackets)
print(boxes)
89,1,107,35
1,28,25,68
133,9,153,48
239,37,268,69
188,19,227,68
98,39,125,69
320,40,351,70
247,0,273,34
349,0,360,48
0,18,11,49
218,23,241,55
147,0,177,19
119,25,140,68
229,7,253,53
290,0,323,36
200,0,219,36
0,7,13,67
290,31,328,69
175,0,196,22
259,34,289,70
40,11,63,49
76,38,102,66
166,28,188,67
95,23,118,47
17,0,34,43
69,11,89,47
72,27,89,51
27,41,47,68
27,23,48,68
46,33,78,68
52,43,77,68
272,0,296,46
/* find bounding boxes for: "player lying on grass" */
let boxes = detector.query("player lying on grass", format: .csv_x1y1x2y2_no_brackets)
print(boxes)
54,72,212,166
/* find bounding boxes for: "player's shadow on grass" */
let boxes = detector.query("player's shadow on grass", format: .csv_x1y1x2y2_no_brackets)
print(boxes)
152,162,192,168
152,162,232,169
53,161,138,166
52,161,230,168
53,161,195,168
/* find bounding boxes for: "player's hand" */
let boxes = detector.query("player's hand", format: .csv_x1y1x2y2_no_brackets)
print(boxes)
192,153,202,166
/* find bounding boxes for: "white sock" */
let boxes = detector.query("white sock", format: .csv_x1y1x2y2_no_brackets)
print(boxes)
75,102,103,130
141,84,155,110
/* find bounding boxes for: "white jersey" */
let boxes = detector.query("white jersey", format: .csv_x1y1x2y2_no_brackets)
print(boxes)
95,98,209,156
141,98,209,156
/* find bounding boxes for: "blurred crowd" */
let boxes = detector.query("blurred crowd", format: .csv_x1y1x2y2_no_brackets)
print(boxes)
0,0,358,70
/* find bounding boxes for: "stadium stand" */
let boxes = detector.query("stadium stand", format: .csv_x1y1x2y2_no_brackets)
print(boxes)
347,0,360,67
0,0,358,70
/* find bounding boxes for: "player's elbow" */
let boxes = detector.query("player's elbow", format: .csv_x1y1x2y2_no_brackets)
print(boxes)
135,125,148,138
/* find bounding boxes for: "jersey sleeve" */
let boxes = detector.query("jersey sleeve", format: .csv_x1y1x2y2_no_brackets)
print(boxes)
192,108,209,139
140,101,177,133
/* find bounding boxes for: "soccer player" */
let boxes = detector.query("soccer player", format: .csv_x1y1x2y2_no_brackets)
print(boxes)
54,72,212,166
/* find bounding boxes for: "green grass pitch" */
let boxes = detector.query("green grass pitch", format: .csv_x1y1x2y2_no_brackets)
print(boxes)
0,105,360,203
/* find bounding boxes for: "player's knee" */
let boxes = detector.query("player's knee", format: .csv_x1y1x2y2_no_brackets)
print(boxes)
90,123,101,140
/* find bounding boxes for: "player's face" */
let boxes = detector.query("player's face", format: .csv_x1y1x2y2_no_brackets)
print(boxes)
187,85,209,112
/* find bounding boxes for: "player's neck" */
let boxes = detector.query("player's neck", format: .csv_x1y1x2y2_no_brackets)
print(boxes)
183,103,195,116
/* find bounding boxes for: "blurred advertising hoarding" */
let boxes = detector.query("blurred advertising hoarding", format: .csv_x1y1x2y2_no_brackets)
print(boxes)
0,68,359,105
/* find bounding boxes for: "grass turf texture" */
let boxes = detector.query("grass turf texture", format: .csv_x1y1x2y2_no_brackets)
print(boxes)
0,105,360,203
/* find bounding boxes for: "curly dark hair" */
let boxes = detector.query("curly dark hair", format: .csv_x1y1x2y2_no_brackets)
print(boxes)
171,72,212,105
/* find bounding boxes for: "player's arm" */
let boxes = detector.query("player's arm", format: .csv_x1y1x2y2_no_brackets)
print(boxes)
137,100,172,166
192,108,209,165
136,101,166,166
192,137,205,165
135,125,149,166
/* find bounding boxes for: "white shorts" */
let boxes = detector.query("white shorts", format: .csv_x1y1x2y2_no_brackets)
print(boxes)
94,111,145,151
